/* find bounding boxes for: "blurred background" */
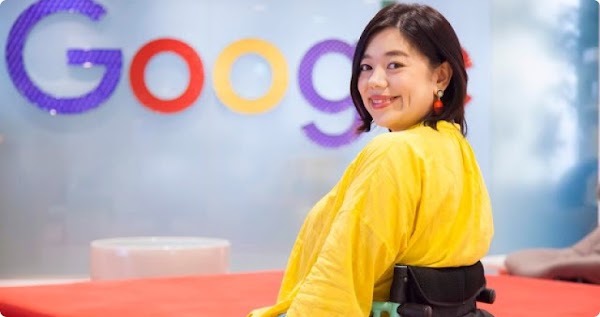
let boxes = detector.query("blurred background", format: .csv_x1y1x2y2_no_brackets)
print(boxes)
0,0,597,277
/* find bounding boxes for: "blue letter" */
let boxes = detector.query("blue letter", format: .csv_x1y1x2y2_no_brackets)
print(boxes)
5,0,122,114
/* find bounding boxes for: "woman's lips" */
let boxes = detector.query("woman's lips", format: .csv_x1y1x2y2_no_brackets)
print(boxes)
370,96,397,109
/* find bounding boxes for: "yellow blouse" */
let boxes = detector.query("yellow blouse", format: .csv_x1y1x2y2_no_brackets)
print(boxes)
249,121,494,317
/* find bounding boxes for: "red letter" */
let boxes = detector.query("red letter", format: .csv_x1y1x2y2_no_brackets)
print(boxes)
130,38,204,113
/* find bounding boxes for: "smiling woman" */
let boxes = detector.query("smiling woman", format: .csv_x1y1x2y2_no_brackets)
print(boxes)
350,4,469,136
249,3,493,317
356,27,453,132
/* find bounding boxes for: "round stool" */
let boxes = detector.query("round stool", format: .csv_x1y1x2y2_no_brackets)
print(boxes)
90,236,230,280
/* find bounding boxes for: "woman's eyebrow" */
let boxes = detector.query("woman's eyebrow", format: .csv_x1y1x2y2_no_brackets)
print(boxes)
363,50,409,60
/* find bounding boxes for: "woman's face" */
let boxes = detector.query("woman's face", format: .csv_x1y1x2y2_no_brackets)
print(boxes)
358,27,443,132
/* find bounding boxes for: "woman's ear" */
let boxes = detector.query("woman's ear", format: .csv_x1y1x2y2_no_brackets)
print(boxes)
434,61,453,90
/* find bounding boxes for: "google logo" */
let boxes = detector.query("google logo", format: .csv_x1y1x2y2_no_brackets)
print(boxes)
5,0,471,148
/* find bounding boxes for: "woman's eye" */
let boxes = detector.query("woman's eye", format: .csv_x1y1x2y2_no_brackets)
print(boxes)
388,62,403,69
359,64,372,71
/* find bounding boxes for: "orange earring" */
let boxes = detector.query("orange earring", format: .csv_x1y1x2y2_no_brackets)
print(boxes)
433,89,444,115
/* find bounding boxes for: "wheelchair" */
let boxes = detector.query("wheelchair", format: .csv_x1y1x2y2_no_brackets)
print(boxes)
371,261,495,317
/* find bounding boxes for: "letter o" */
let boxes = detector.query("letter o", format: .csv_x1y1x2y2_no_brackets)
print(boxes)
212,39,288,114
130,38,204,113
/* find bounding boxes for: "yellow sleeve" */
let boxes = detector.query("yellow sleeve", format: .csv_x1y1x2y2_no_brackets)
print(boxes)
286,135,421,316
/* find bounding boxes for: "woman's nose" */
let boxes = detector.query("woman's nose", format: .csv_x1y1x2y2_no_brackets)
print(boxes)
367,68,387,89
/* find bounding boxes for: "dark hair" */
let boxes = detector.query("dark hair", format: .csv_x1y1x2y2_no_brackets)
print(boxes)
350,3,468,136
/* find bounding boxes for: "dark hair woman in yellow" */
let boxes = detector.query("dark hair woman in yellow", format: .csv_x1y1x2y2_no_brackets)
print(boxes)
250,3,493,316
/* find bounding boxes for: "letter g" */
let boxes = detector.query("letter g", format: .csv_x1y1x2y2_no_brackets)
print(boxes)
5,0,122,114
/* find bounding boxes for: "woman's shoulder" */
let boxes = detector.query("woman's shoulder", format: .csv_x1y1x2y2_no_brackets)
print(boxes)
360,122,461,161
363,125,434,152
356,130,423,167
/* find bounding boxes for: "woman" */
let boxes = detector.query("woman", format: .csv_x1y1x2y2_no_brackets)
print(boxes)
250,3,493,316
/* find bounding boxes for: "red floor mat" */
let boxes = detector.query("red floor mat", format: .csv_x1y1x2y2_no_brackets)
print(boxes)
0,271,598,316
